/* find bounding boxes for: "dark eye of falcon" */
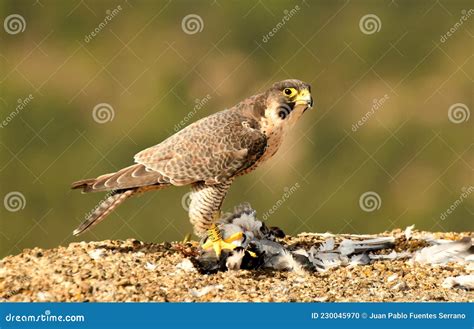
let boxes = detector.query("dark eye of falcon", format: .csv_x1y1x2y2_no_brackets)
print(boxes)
284,88,292,95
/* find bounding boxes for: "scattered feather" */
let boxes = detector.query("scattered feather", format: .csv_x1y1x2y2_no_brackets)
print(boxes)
347,253,370,267
176,258,196,272
338,240,355,256
311,252,342,272
442,275,474,290
276,251,305,273
226,249,245,270
190,284,223,297
339,237,395,256
88,249,104,260
387,273,399,282
369,250,411,260
404,225,415,240
37,292,50,301
293,248,309,257
231,214,262,237
392,281,407,291
145,262,157,271
318,238,335,252
413,237,472,264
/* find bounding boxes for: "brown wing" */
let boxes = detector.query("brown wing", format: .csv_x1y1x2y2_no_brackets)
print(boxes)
72,109,266,193
71,163,171,192
134,109,267,186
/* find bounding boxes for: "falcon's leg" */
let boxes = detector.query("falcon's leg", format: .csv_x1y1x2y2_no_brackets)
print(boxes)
188,181,232,236
201,222,243,257
189,180,241,256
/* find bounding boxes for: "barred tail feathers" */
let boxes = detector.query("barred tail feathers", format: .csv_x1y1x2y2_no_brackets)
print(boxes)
73,189,134,236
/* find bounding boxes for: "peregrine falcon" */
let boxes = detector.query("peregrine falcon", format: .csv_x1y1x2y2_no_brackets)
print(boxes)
72,79,313,256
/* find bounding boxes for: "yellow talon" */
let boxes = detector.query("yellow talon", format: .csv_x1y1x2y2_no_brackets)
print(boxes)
247,250,257,258
202,223,243,257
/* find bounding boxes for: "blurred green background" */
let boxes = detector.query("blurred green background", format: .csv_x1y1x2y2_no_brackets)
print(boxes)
1,0,472,258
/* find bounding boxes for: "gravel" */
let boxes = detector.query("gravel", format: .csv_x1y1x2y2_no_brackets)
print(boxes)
0,229,472,302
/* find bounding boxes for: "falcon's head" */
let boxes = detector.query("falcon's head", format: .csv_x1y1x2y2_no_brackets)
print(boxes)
262,79,313,129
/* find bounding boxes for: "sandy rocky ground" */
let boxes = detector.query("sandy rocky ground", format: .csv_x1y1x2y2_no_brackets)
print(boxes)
0,229,472,302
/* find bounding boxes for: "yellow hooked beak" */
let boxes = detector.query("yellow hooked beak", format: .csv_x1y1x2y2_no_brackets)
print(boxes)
295,89,313,109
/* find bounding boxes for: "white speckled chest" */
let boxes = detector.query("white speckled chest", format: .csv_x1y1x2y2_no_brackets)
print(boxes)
240,121,285,175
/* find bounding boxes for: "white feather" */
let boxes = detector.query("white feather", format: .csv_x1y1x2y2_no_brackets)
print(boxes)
414,237,472,264
442,275,474,290
404,225,415,240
